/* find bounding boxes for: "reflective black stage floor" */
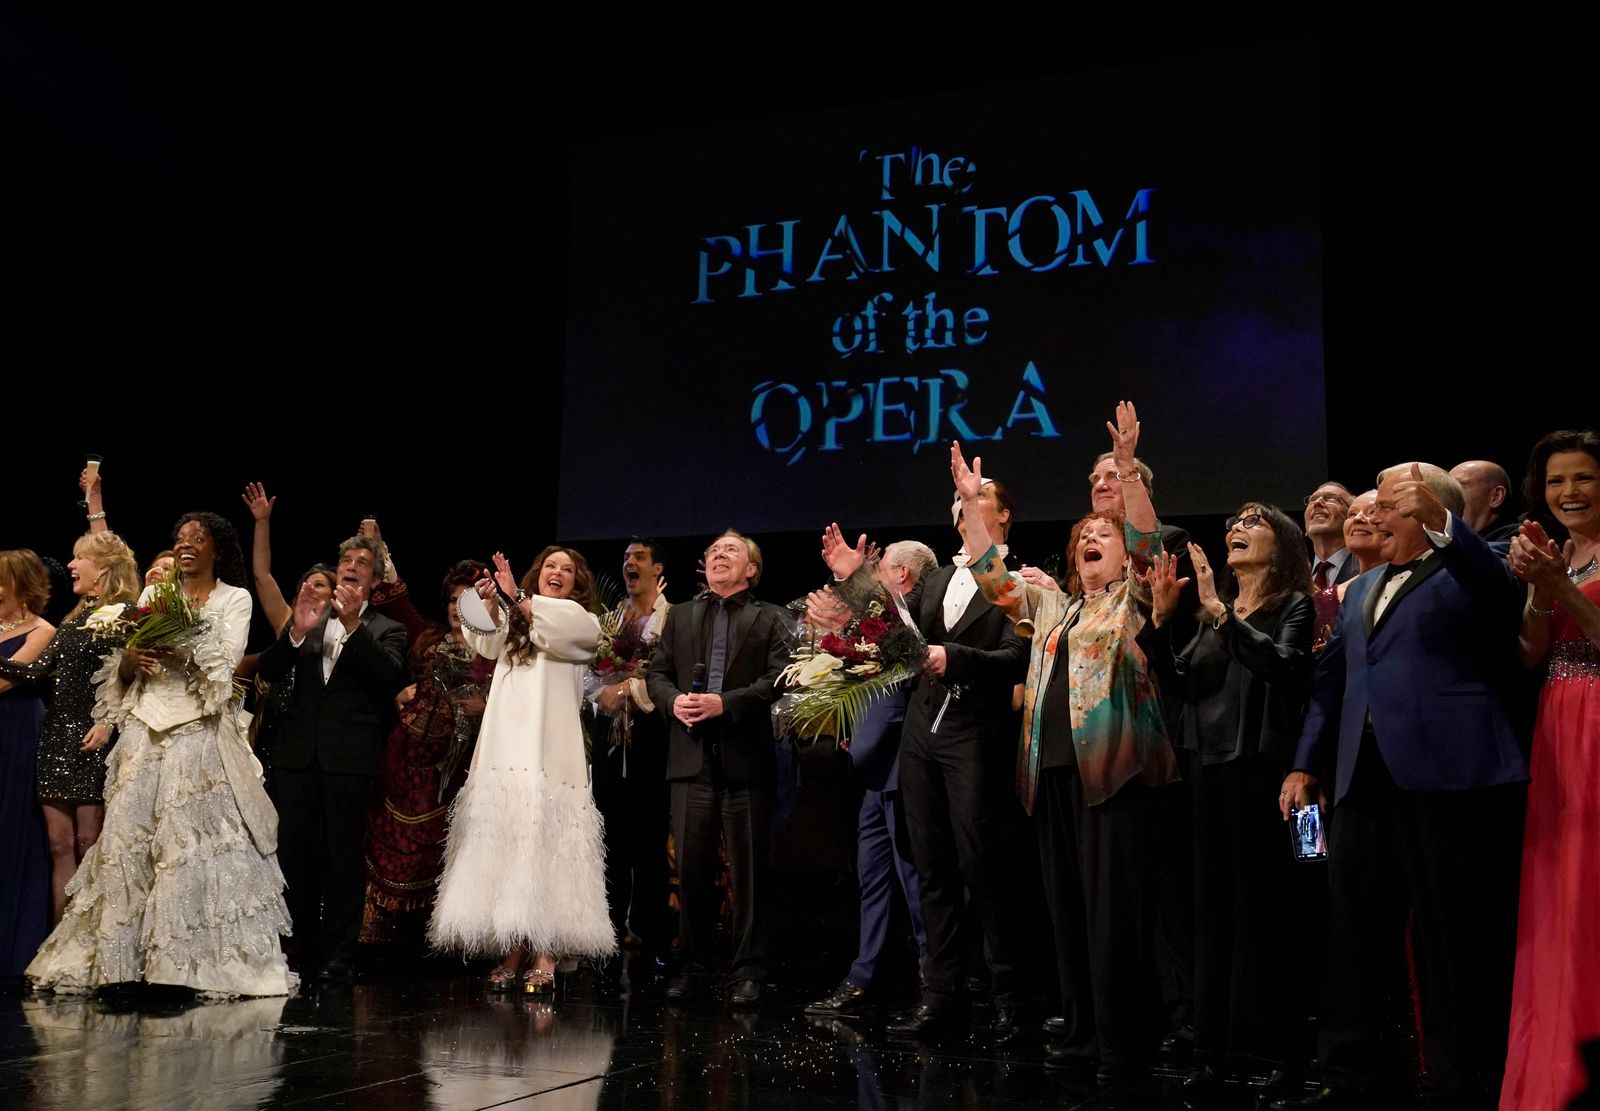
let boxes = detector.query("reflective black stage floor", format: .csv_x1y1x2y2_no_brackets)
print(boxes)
0,960,1274,1111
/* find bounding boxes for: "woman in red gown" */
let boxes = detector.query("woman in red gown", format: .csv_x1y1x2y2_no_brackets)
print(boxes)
1501,429,1600,1111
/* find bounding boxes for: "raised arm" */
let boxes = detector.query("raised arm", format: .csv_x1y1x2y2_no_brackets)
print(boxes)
241,482,291,633
82,467,108,533
1107,400,1156,535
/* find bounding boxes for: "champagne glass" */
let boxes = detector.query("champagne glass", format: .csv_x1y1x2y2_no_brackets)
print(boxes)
78,453,103,509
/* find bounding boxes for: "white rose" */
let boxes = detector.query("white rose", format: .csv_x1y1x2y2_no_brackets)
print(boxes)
794,652,844,688
85,603,127,632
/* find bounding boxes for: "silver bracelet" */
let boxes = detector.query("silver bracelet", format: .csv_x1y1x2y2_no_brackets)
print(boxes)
1528,601,1556,618
86,511,107,522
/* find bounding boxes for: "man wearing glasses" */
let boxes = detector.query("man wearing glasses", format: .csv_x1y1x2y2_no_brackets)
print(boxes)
1303,483,1358,591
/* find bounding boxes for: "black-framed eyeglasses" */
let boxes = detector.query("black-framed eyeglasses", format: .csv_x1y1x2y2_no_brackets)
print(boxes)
1224,513,1269,533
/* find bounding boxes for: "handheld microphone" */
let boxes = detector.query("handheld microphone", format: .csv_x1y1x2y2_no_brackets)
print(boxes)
691,663,706,694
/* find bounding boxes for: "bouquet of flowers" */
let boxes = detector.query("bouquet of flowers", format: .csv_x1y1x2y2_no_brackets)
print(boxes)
591,606,660,747
775,576,925,743
84,570,203,650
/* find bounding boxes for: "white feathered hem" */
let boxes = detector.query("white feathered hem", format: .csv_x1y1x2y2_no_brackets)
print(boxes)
428,770,616,960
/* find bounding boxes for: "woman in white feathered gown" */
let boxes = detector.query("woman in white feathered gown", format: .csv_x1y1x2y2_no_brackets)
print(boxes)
429,547,614,990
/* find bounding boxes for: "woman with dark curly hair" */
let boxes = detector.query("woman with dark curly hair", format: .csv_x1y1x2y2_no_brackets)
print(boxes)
27,511,292,996
361,560,494,946
1149,503,1315,1094
430,546,614,994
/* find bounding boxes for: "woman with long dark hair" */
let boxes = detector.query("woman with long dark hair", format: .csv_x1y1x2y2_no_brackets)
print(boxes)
27,512,292,996
430,546,614,993
1501,430,1600,1111
1150,503,1315,1093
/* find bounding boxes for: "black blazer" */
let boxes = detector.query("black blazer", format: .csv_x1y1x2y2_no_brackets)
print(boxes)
646,594,791,788
257,607,409,776
1173,591,1315,765
901,563,1028,747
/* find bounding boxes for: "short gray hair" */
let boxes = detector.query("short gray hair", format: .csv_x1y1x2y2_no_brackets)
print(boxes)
883,540,937,584
1092,451,1155,494
1376,462,1466,516
337,535,388,581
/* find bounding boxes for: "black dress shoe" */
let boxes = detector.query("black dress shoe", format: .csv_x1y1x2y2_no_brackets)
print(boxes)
1159,1024,1196,1059
728,979,764,1007
664,976,706,1003
804,979,871,1017
1041,1015,1067,1038
316,958,355,983
1043,1046,1096,1073
989,1002,1021,1044
886,1002,966,1042
1266,1084,1347,1110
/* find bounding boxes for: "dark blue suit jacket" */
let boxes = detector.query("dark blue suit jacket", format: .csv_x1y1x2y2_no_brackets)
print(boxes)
1292,513,1529,804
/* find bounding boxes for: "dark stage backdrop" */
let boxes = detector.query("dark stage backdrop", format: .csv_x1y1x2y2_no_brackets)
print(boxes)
559,47,1324,539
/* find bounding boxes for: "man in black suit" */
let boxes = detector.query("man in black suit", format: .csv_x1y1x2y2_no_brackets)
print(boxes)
646,529,790,1006
259,534,409,981
878,481,1029,1042
1304,481,1359,590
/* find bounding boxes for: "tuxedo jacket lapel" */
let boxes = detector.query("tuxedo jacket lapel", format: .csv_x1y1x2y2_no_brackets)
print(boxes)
1369,556,1447,639
946,577,994,643
919,565,958,637
725,600,761,674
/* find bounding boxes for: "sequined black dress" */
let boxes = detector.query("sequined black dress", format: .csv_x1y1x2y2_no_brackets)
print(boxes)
0,606,120,802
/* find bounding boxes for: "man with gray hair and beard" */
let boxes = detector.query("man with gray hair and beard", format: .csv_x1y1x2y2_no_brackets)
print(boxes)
805,539,939,1019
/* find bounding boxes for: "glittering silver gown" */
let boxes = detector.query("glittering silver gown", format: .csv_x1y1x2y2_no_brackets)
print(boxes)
26,583,293,997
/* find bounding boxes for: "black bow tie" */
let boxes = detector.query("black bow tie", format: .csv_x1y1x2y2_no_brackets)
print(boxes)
698,589,749,608
1384,558,1424,579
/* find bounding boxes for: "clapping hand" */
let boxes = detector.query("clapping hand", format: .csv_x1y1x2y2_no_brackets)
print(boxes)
1187,542,1226,621
292,576,331,638
1141,551,1190,628
1019,565,1059,591
1509,520,1572,594
491,551,518,599
805,587,850,633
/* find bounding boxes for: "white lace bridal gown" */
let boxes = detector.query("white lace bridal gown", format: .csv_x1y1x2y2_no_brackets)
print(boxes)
429,595,615,960
26,581,293,997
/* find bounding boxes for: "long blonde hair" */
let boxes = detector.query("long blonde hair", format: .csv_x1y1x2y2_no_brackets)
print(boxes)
65,531,141,622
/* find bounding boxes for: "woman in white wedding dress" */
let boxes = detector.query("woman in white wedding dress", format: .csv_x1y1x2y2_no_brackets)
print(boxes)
27,512,292,997
429,547,615,991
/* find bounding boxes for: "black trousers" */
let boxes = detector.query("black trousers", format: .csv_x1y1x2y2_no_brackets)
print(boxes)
1155,750,1195,1031
1035,766,1160,1066
592,713,671,953
1320,733,1524,1103
670,759,771,982
898,726,1018,1008
1191,755,1305,1067
271,763,373,964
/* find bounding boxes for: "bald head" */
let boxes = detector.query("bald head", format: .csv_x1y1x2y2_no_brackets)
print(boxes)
1449,460,1511,532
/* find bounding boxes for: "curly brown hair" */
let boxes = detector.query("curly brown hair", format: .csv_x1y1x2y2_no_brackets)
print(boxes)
504,546,598,665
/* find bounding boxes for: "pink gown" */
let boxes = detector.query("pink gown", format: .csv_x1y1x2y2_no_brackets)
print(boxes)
1501,578,1600,1111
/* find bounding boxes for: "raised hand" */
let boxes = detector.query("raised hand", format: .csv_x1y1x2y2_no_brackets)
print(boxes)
1019,565,1059,592
821,523,869,579
950,441,984,501
332,582,364,630
805,587,850,633
241,481,276,520
292,576,331,638
1392,462,1447,532
1509,530,1572,594
1106,400,1141,469
1187,541,1225,621
79,467,102,494
1142,551,1191,628
491,551,518,598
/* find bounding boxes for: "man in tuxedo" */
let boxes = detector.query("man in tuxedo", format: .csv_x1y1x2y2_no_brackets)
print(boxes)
883,481,1029,1042
1304,481,1359,590
646,530,790,1006
1275,463,1529,1109
259,534,409,981
805,539,937,1019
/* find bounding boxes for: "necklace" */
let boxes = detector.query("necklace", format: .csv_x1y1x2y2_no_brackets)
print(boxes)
0,611,33,633
1570,556,1599,585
